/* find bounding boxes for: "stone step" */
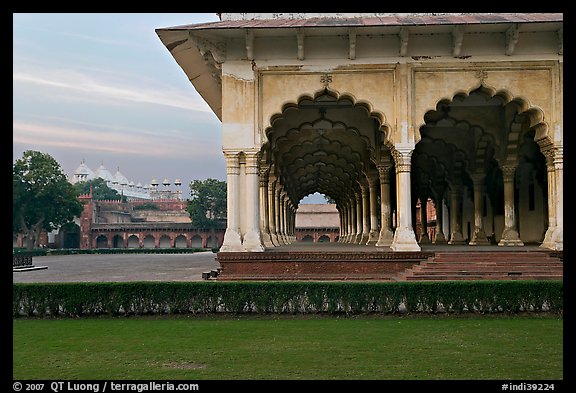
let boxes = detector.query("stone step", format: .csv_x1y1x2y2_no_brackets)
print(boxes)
400,250,563,281
405,275,562,281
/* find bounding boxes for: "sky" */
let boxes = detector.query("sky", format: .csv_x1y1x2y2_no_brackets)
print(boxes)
12,12,327,204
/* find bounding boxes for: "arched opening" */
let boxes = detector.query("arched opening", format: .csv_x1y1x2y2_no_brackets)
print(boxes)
112,234,123,248
191,235,203,248
95,235,108,249
174,235,187,248
414,87,548,246
127,235,140,248
159,235,171,248
143,235,155,249
259,90,392,248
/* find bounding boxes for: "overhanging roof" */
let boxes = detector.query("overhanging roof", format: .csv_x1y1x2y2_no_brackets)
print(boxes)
160,13,562,31
155,13,563,121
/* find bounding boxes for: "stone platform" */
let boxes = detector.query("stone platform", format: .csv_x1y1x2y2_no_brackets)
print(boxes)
217,243,432,280
215,243,562,281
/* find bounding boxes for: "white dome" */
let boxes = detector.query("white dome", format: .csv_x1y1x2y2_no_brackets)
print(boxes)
113,168,129,186
72,160,95,183
95,164,114,182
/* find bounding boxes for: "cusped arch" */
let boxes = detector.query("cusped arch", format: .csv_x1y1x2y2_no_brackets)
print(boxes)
418,85,549,145
265,88,390,147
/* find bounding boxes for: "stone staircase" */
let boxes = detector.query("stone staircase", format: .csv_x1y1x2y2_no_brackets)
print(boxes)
397,250,563,281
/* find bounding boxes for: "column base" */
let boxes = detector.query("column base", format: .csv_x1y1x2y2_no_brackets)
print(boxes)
448,232,467,245
220,228,243,252
366,230,379,245
270,232,280,247
419,233,431,244
433,232,447,244
552,227,563,251
498,227,524,246
360,233,370,245
375,229,394,247
469,227,490,245
261,231,275,248
391,226,421,251
540,226,563,250
243,230,265,252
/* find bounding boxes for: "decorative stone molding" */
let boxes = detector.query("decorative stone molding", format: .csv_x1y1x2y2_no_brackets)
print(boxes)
505,24,519,56
188,33,226,64
399,28,409,56
452,26,465,57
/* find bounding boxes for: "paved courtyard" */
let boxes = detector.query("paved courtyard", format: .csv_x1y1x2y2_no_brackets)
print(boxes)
12,251,221,283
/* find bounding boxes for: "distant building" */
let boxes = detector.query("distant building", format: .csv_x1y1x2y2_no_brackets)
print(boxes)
69,159,183,201
295,204,340,242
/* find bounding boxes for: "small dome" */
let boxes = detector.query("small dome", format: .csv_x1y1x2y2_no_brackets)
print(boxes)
72,160,95,183
95,163,114,182
174,179,182,185
113,168,129,186
163,178,170,186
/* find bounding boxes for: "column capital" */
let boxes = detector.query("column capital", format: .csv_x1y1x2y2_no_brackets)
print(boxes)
470,172,486,185
392,148,412,173
223,151,240,165
258,164,270,185
501,165,517,181
377,164,393,183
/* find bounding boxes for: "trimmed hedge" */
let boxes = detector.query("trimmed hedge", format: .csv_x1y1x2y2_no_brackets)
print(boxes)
13,281,562,317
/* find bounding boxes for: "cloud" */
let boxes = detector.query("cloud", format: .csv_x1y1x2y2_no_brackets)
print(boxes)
13,68,213,113
13,119,221,160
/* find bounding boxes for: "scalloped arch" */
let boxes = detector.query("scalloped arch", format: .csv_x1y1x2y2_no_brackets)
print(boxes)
418,85,549,145
266,88,389,145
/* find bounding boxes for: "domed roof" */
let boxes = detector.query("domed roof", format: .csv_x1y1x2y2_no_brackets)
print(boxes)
73,160,95,178
113,167,129,186
95,163,114,182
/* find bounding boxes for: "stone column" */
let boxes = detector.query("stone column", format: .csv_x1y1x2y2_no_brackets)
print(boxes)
289,202,296,242
355,191,363,244
433,197,447,244
376,164,394,247
390,149,420,251
259,165,274,248
341,202,349,242
498,165,524,246
469,173,490,245
367,175,379,245
540,146,563,251
274,184,284,245
348,195,357,243
448,185,466,245
280,191,288,244
242,152,264,251
360,182,370,244
419,197,431,243
268,177,279,246
552,148,563,250
220,152,243,252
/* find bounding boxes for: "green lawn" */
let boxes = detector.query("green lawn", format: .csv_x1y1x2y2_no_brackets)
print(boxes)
13,314,562,380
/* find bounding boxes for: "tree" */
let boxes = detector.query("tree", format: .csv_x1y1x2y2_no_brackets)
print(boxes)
73,178,126,201
187,178,226,230
13,150,83,250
